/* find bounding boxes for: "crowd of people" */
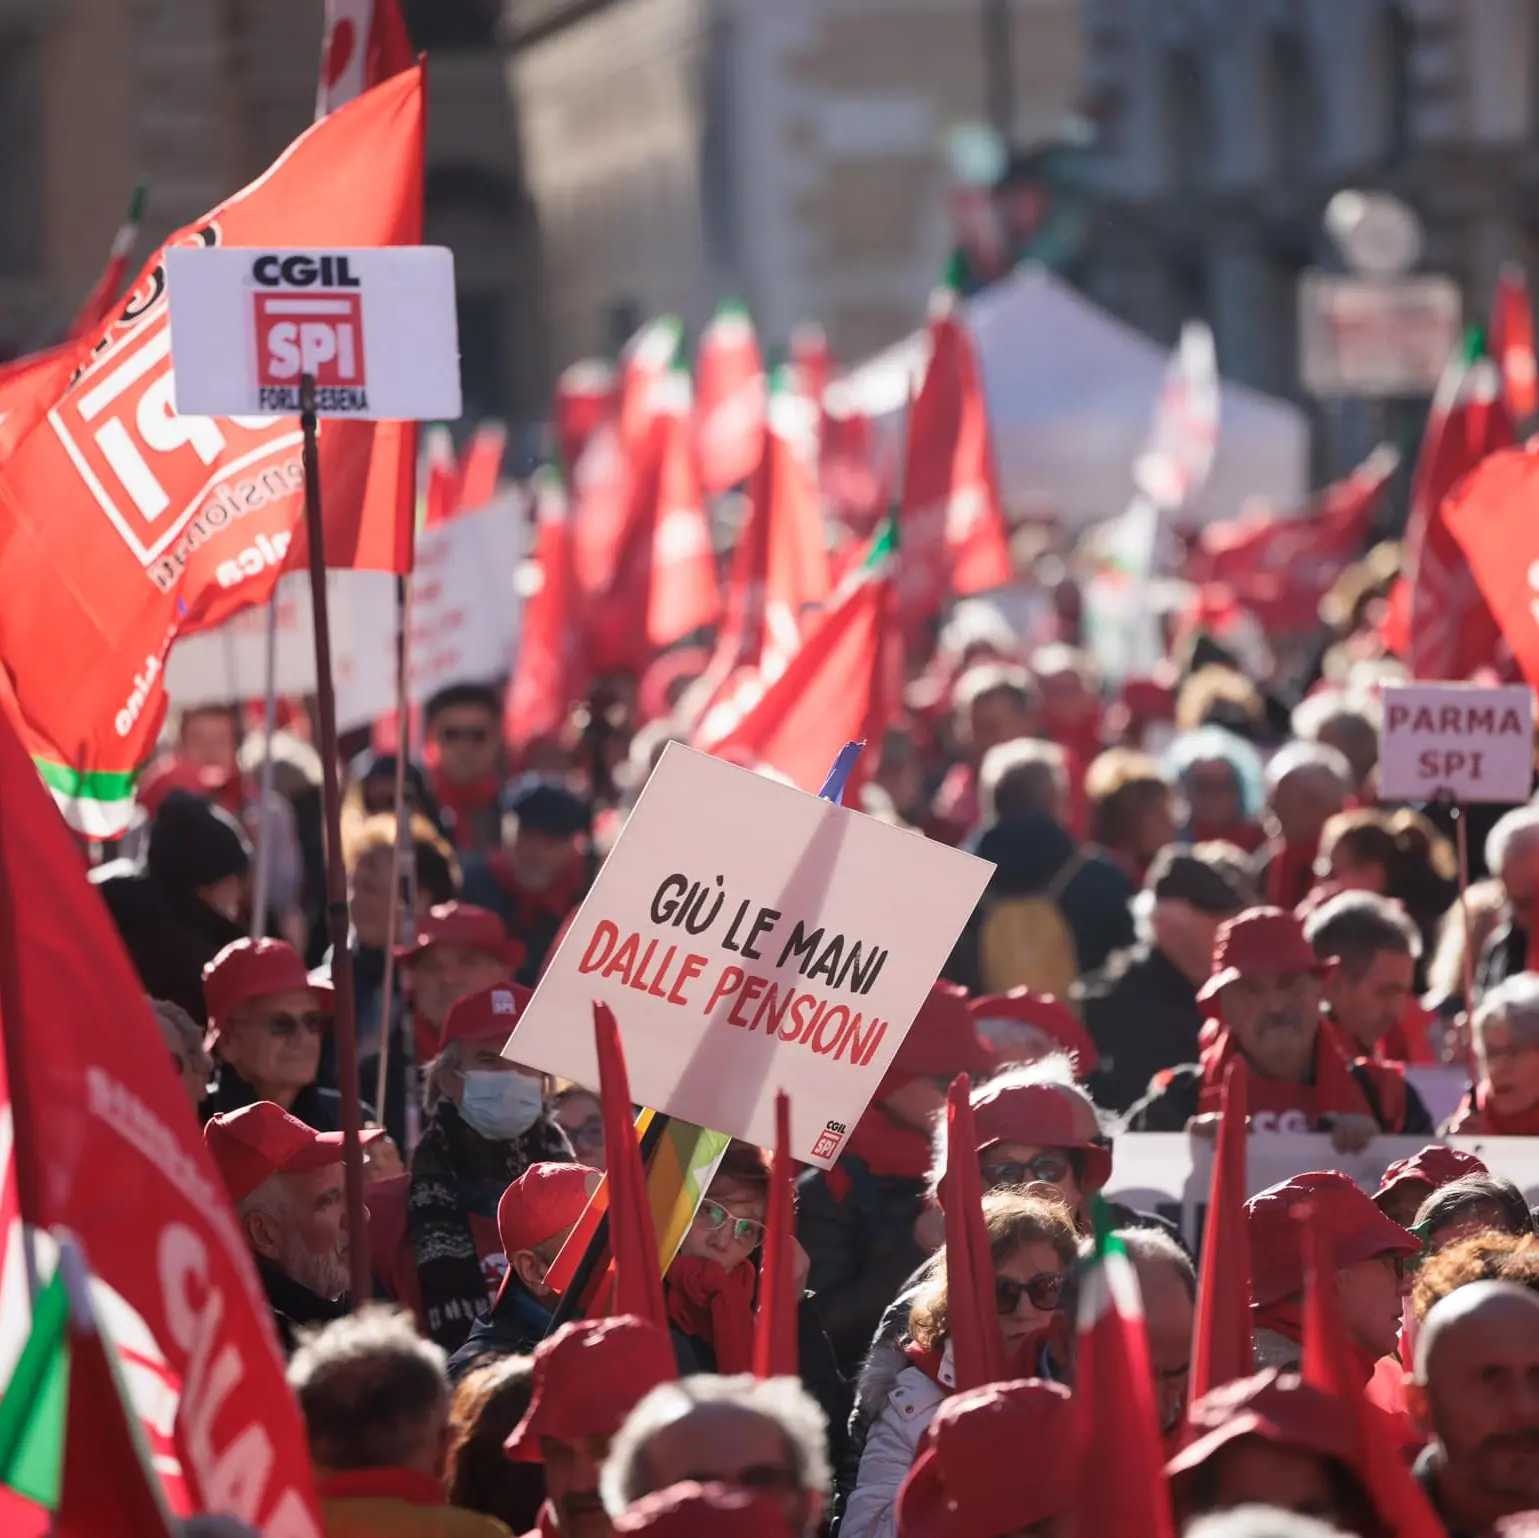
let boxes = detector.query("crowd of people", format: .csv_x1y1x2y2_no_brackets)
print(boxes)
91,562,1539,1538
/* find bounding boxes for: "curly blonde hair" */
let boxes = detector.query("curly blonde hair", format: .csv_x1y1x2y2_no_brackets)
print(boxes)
907,1190,1077,1351
1413,1232,1539,1321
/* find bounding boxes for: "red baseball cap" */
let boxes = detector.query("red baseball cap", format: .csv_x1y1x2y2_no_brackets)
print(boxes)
396,902,528,972
498,1162,597,1258
1198,907,1332,1005
1375,1145,1488,1205
961,1076,1112,1192
442,982,534,1049
613,1483,793,1538
504,1315,677,1460
1246,1170,1420,1308
204,1101,383,1204
202,937,334,1038
883,982,997,1094
1166,1370,1359,1485
968,989,1099,1077
897,1380,1074,1538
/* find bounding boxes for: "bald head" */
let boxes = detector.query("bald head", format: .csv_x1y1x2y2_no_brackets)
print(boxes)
1415,1282,1539,1384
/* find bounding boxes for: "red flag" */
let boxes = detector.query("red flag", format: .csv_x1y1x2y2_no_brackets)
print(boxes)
0,344,80,459
420,424,460,530
554,359,617,479
594,1002,669,1330
0,67,424,837
753,1092,799,1380
789,323,830,418
1189,1063,1253,1401
0,706,321,1529
65,182,148,344
457,422,506,511
821,403,889,534
316,0,414,115
505,465,579,749
1301,1213,1445,1538
897,290,1011,628
696,301,766,494
1398,343,1512,678
1491,264,1538,422
940,1076,1007,1390
707,520,898,802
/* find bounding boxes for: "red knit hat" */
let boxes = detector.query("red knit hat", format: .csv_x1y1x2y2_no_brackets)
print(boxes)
897,1380,1074,1538
968,989,1099,1076
441,982,534,1048
202,938,333,1039
204,1101,382,1204
1246,1171,1420,1308
613,1482,794,1538
1198,907,1331,1005
396,902,527,971
504,1315,676,1461
1374,1145,1488,1204
882,981,997,1094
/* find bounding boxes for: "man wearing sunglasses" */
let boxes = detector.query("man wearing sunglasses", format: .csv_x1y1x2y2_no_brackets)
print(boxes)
424,682,505,856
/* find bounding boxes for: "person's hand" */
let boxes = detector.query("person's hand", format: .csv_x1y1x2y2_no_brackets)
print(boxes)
1325,1114,1377,1155
791,1236,811,1295
913,1204,946,1253
1185,1114,1221,1140
362,1132,404,1182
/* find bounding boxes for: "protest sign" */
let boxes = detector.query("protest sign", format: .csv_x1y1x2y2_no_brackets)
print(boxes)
503,743,994,1168
1379,682,1534,803
165,246,461,420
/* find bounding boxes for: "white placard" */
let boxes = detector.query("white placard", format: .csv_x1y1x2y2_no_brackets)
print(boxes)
1379,682,1534,804
165,246,461,420
503,743,994,1168
1298,271,1461,398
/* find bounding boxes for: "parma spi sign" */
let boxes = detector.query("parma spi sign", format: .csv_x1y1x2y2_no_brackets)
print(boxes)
166,246,461,421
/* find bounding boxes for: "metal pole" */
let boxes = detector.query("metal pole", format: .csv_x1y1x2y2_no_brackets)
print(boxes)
299,372,371,1308
1454,801,1479,1070
249,589,281,938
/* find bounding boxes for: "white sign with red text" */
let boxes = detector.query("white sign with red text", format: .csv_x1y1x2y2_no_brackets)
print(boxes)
165,246,461,420
504,743,994,1168
1379,682,1534,804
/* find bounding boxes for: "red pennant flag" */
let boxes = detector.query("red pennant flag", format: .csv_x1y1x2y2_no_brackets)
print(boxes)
65,182,148,344
707,521,899,802
1301,1212,1445,1538
316,0,414,116
420,424,460,530
0,705,321,1528
696,301,767,494
505,465,580,749
753,1091,799,1380
457,422,506,511
554,359,617,479
789,323,830,418
1399,343,1513,678
898,291,1011,628
1491,263,1538,422
940,1076,1007,1390
0,67,424,837
594,1002,669,1330
1189,1063,1254,1401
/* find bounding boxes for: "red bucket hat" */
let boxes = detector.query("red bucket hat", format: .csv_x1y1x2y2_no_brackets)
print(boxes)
882,982,997,1094
204,1101,383,1204
396,902,527,972
897,1380,1074,1538
1246,1170,1420,1308
613,1482,794,1538
202,937,334,1040
1374,1145,1488,1204
504,1315,677,1461
964,1076,1112,1192
1198,906,1332,1005
441,982,534,1049
968,989,1099,1076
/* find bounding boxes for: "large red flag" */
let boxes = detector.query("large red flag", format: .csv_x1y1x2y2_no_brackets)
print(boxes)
752,1092,799,1380
1491,264,1538,423
504,464,579,749
0,344,79,459
553,359,617,480
1189,1063,1253,1401
707,520,898,802
0,67,424,837
316,0,414,115
940,1076,1007,1390
695,300,766,494
898,291,1011,628
0,706,320,1532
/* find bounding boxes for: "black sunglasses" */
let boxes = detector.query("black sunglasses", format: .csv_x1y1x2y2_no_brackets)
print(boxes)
995,1271,1064,1315
439,724,490,746
981,1150,1073,1189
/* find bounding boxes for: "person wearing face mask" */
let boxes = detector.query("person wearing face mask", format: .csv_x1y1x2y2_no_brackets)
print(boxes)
406,984,573,1353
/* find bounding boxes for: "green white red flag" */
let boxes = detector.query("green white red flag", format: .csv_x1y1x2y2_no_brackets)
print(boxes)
65,181,149,344
0,66,424,836
695,300,766,494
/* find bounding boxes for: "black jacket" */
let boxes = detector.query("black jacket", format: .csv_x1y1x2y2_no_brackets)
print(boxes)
944,814,1136,993
257,1255,348,1356
445,1273,554,1383
1476,916,1528,1006
201,1063,355,1133
1076,944,1205,1115
795,1157,928,1377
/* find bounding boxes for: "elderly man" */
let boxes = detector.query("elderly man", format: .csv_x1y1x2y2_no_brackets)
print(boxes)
151,995,213,1111
506,1315,679,1538
205,1100,382,1351
602,1375,831,1538
1409,1281,1539,1535
1478,807,1539,1000
1304,892,1422,1059
201,938,342,1131
1252,742,1353,910
1125,907,1432,1142
289,1305,512,1536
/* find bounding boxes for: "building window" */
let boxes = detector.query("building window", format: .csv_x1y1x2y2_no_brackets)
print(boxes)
1382,3,1414,164
457,291,507,425
0,33,43,277
399,0,500,47
1268,29,1320,190
1164,47,1211,193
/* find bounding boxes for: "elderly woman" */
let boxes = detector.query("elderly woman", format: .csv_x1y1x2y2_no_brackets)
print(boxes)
150,995,212,1111
1445,974,1539,1135
1161,726,1266,854
1477,807,1539,999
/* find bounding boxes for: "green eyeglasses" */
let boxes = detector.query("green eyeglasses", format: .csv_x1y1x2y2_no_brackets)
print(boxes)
697,1198,767,1250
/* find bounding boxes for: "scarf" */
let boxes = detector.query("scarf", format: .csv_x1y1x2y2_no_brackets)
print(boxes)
1196,1026,1373,1125
666,1255,756,1374
1253,1299,1381,1394
841,1106,934,1181
486,850,588,938
1470,1082,1539,1135
428,768,502,852
316,1468,446,1507
407,1101,572,1353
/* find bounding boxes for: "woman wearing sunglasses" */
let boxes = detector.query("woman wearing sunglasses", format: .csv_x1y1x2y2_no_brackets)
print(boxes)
841,1190,1077,1538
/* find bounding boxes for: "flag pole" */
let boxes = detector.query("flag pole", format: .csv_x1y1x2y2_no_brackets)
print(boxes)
1452,798,1479,1065
299,371,371,1307
249,589,281,939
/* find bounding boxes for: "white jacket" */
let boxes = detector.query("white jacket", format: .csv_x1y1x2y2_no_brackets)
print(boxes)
841,1343,956,1538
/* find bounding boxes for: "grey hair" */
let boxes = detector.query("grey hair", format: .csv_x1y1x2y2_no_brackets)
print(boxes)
150,996,212,1081
600,1374,830,1517
1058,1225,1195,1322
1263,739,1353,796
236,1171,298,1227
423,1039,464,1115
979,737,1067,823
1473,973,1539,1065
1303,890,1422,975
1188,1509,1350,1538
288,1305,449,1471
1487,805,1539,877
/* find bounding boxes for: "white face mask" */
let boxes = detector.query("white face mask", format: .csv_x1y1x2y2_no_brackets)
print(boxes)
458,1070,545,1141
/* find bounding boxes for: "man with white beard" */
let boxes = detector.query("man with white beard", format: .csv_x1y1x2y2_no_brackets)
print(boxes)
205,1101,382,1353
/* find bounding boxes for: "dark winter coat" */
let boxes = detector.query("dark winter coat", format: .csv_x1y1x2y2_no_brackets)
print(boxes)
257,1255,348,1357
444,1273,554,1383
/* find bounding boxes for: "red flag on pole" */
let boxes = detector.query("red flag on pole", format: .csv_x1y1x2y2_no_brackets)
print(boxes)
505,465,580,749
316,0,414,115
553,360,617,480
420,424,460,530
457,422,506,511
0,67,425,838
0,344,79,460
0,705,321,1529
1491,264,1538,423
753,1091,799,1380
1189,1062,1254,1401
696,300,767,494
940,1075,1007,1390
